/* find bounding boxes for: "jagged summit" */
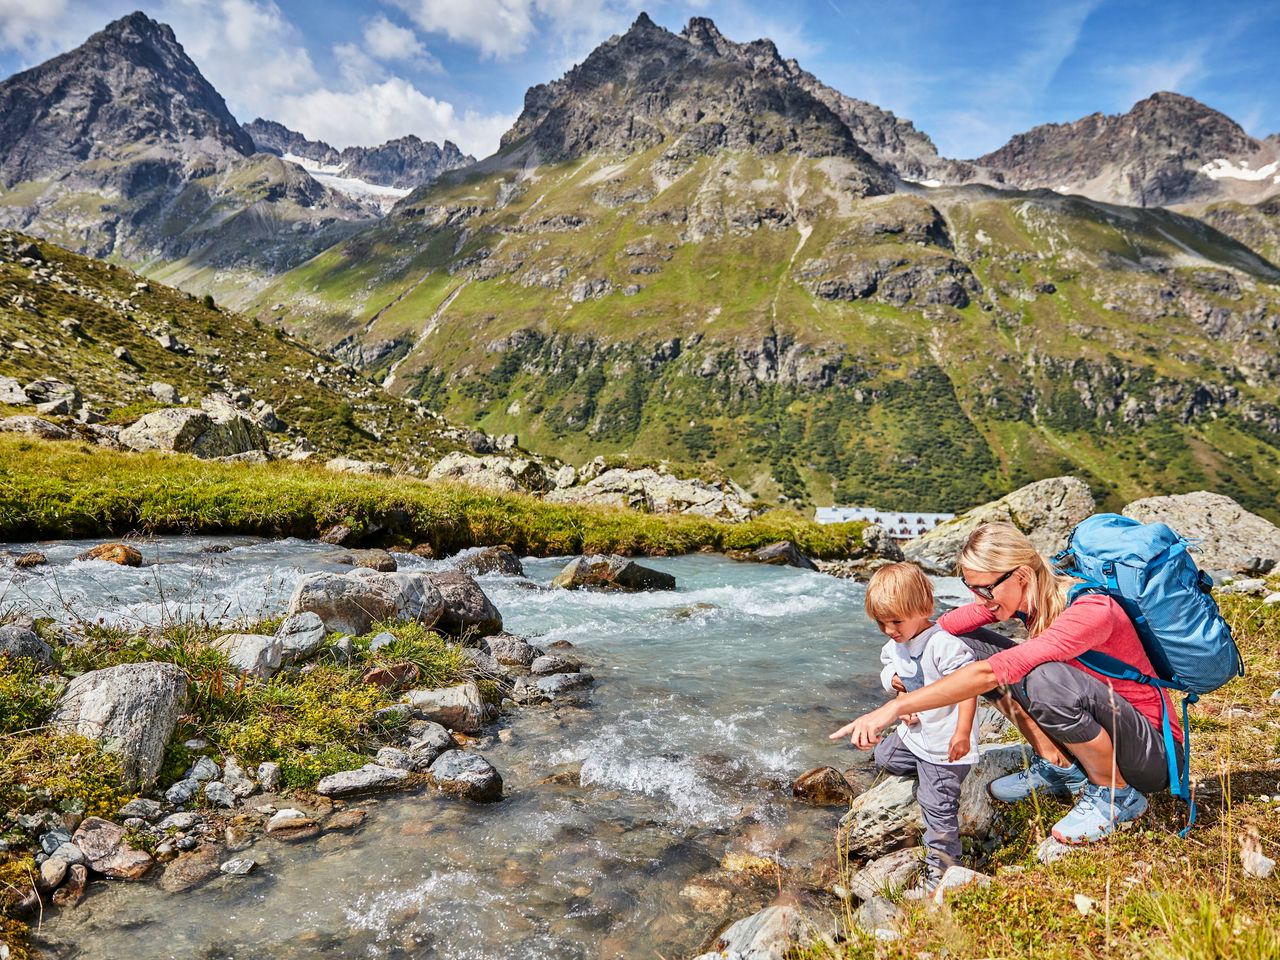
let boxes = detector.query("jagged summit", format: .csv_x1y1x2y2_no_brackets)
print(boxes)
0,9,253,186
980,91,1276,206
498,13,969,186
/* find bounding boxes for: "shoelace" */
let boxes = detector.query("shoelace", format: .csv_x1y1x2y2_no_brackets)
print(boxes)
1075,784,1122,820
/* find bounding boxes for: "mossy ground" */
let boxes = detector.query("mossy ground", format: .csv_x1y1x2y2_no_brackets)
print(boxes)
794,590,1280,960
0,434,866,558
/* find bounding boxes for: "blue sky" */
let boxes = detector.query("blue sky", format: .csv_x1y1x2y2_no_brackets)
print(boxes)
1,0,1277,159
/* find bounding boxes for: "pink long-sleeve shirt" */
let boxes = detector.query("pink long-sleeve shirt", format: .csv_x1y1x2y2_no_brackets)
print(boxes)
937,594,1182,743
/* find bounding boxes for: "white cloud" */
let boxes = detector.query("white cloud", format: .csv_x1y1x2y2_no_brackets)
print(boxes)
364,14,424,60
391,0,537,59
272,78,513,154
1110,51,1207,109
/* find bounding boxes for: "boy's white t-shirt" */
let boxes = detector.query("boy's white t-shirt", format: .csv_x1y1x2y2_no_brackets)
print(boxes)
878,624,979,765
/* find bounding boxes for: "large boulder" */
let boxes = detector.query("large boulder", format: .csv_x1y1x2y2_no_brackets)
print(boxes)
71,817,153,880
0,415,71,440
546,467,755,521
424,572,503,637
455,545,525,578
119,407,267,459
287,569,444,635
428,750,503,802
550,555,676,591
427,452,549,494
0,625,54,668
744,541,818,570
838,744,1031,858
1123,491,1280,575
50,662,187,790
275,612,327,665
904,477,1095,574
315,764,409,797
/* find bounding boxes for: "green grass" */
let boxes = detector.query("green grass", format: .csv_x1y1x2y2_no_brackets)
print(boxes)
0,434,866,557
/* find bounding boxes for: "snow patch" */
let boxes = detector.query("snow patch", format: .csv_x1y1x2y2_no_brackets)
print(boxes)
1199,158,1280,184
282,153,412,211
903,177,942,188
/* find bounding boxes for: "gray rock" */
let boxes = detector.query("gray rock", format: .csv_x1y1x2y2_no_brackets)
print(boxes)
428,750,503,802
186,756,220,783
376,746,413,770
746,541,818,570
117,798,163,822
1036,837,1073,865
156,812,204,832
265,809,314,833
1264,592,1280,605
1123,491,1280,575
39,829,73,855
220,857,256,876
455,545,525,577
425,571,503,637
39,857,67,892
0,625,54,667
405,681,488,733
222,757,256,798
482,634,539,667
427,452,549,494
315,764,409,797
211,633,282,679
368,631,396,652
840,744,1031,857
204,781,236,808
855,895,905,940
165,778,201,806
257,762,281,792
459,646,503,676
551,555,676,591
119,407,268,459
0,375,28,404
536,672,594,698
287,568,444,635
324,457,392,476
697,904,810,960
0,415,71,440
149,382,178,404
49,842,86,866
1219,577,1267,596
405,722,458,770
51,662,186,790
545,466,755,521
530,655,576,675
905,476,1095,574
274,612,326,665
845,847,922,901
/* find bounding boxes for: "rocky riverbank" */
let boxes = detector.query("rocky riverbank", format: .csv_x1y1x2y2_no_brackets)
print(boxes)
0,545,700,958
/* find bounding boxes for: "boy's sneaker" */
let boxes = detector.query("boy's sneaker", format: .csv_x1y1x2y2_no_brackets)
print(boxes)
988,757,1088,803
1051,783,1148,844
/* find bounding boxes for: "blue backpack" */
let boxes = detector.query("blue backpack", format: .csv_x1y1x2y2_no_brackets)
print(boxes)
1052,513,1245,833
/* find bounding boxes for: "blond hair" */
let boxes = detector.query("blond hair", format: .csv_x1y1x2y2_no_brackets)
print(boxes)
956,522,1074,637
865,562,935,623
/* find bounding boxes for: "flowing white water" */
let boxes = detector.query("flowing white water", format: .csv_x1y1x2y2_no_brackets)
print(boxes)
13,540,894,959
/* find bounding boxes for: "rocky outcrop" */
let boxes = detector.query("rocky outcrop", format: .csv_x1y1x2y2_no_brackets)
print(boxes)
427,452,549,494
0,416,71,440
287,569,444,635
905,476,1095,574
1122,491,1280,575
119,407,268,459
51,663,187,789
545,466,755,521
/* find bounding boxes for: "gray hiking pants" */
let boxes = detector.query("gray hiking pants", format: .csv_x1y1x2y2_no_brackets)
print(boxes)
874,731,969,874
958,627,1175,794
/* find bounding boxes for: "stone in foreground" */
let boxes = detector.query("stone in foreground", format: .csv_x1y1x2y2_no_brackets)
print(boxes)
72,817,153,880
405,681,489,733
845,848,922,902
51,662,187,790
792,766,855,806
287,568,444,635
424,571,504,637
0,625,54,667
315,764,409,797
691,904,810,960
428,750,503,802
275,611,327,665
211,633,282,679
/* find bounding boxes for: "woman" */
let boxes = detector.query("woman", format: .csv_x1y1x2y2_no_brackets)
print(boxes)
831,521,1180,843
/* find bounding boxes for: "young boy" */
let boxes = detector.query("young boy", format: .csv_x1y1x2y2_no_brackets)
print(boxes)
866,562,979,892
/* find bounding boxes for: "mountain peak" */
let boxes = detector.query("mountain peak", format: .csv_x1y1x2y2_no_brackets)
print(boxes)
681,16,726,49
101,10,176,44
627,12,659,33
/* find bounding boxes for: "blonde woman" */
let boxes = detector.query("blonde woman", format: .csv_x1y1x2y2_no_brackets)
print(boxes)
830,521,1180,843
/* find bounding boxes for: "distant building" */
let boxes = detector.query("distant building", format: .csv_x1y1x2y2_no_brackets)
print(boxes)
815,506,956,541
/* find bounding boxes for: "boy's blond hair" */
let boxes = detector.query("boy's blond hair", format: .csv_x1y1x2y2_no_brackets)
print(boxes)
865,562,934,623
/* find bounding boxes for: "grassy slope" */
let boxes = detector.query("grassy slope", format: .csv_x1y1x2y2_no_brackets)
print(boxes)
238,151,1280,518
0,231,473,463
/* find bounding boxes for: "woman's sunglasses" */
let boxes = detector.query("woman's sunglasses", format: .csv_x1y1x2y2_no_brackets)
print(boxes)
962,568,1018,600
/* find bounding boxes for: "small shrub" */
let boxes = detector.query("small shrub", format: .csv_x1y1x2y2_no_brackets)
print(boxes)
202,293,216,310
0,732,127,818
0,656,61,735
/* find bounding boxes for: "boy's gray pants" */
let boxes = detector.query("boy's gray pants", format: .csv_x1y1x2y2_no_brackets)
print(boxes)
874,731,969,874
958,627,1175,794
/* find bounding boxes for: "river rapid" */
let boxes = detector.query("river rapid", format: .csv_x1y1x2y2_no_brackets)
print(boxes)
3,537,966,960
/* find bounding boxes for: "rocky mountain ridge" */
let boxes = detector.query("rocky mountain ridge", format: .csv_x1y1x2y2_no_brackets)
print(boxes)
244,120,475,189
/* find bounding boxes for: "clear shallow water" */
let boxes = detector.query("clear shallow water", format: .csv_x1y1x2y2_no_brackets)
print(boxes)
10,540,897,960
